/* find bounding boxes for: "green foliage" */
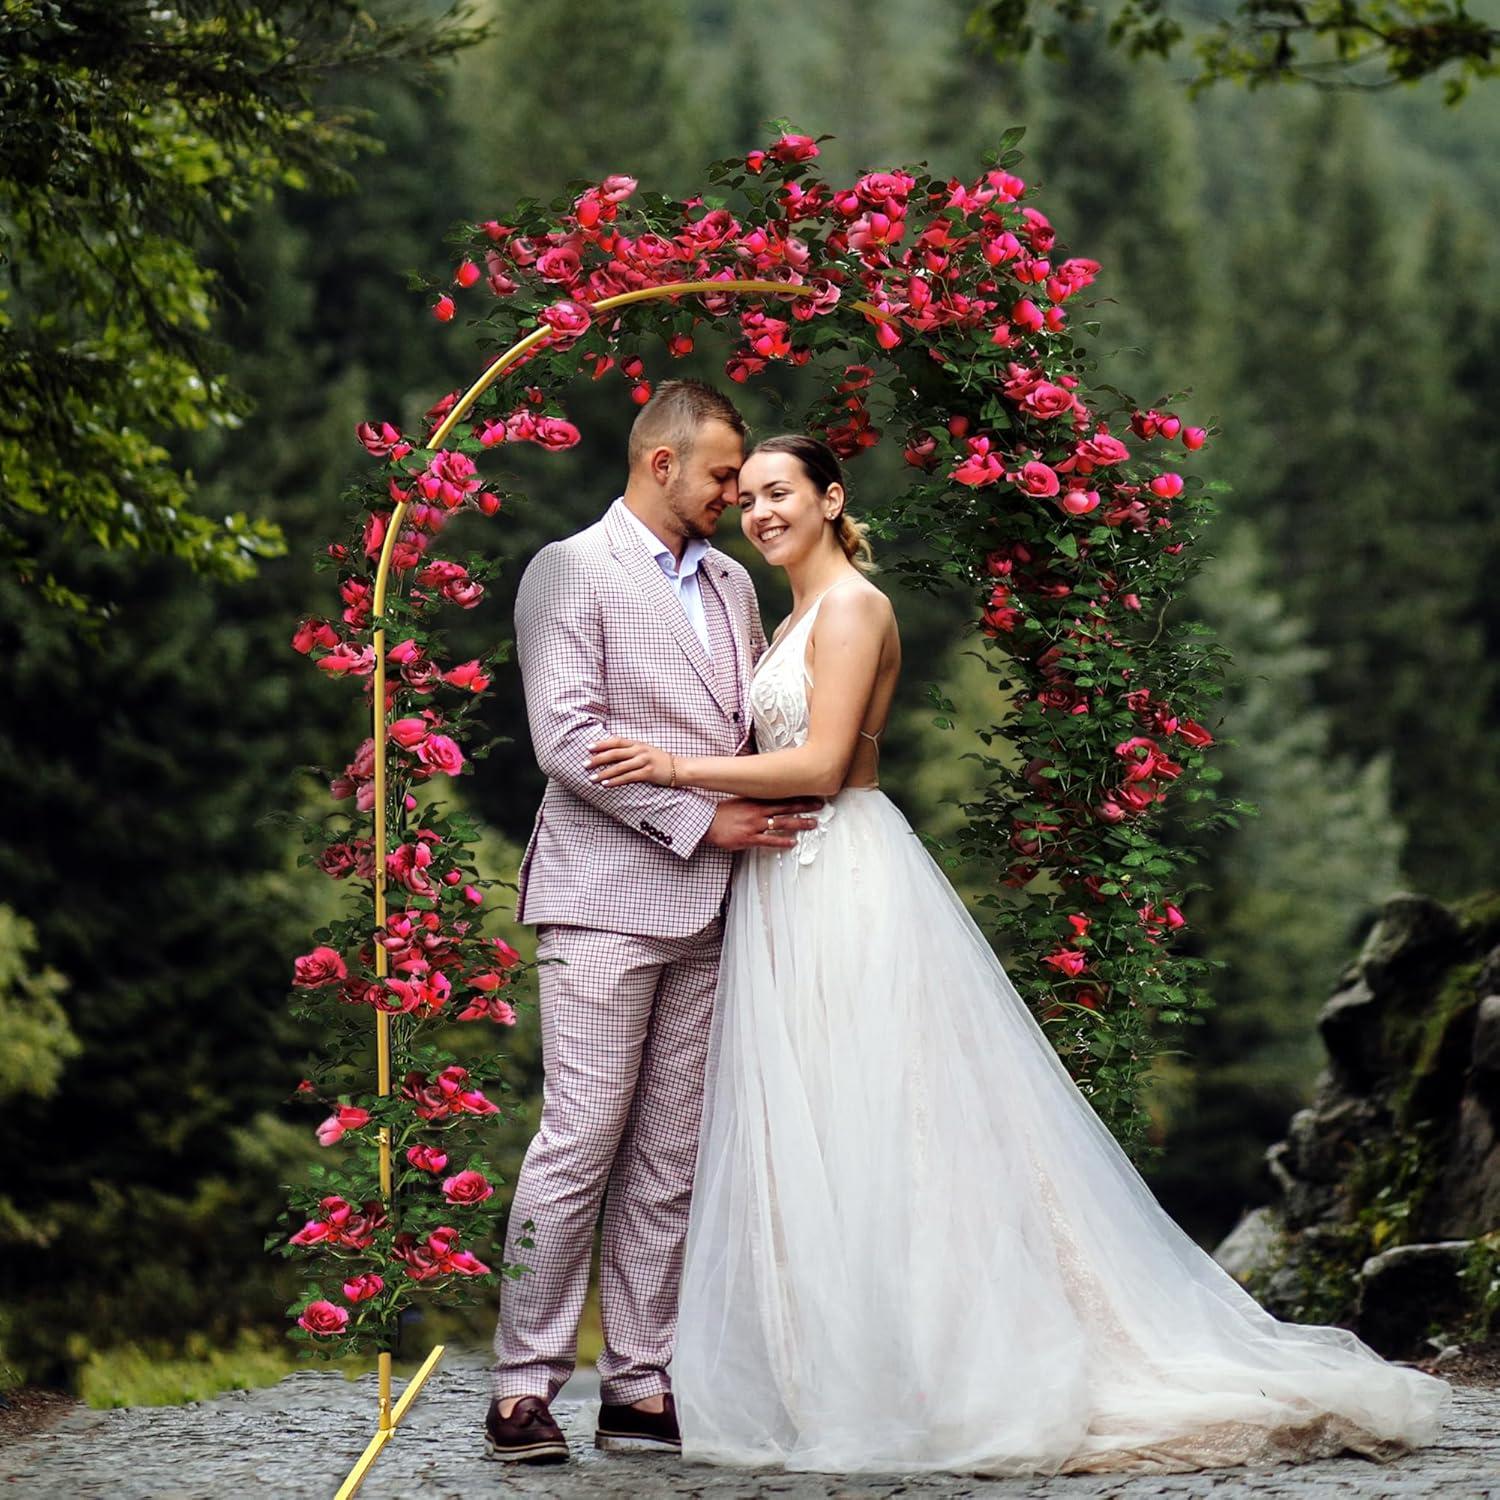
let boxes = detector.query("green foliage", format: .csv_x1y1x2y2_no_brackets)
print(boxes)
1252,1127,1440,1326
77,1329,324,1410
0,906,79,1102
1148,521,1404,1236
374,125,1233,1165
968,0,1500,101
2,0,1495,1396
1458,1230,1500,1340
0,0,486,616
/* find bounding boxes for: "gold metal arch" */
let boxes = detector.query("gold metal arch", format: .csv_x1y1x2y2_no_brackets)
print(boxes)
338,278,884,1497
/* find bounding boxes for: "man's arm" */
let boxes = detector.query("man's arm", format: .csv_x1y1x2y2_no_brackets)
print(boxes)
515,541,718,858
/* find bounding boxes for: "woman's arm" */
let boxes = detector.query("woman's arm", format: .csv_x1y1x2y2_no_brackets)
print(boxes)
589,585,891,799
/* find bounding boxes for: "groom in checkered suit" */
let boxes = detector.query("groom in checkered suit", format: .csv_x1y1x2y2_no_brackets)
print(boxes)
485,381,820,1463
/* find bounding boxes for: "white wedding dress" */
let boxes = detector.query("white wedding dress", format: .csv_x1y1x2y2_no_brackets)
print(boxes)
673,588,1450,1477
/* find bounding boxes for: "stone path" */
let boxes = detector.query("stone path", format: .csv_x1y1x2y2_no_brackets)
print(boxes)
3,1352,1496,1499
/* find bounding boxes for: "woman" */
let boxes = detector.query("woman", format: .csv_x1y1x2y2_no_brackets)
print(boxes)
586,435,1449,1477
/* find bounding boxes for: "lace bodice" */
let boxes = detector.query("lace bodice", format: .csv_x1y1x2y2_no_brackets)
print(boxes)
749,594,822,753
747,585,862,865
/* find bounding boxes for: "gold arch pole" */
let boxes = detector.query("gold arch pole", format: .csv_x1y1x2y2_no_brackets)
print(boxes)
337,278,883,1498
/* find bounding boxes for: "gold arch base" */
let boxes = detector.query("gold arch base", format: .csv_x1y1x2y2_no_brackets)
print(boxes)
337,278,884,1497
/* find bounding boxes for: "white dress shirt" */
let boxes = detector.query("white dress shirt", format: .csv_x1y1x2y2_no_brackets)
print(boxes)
615,498,714,658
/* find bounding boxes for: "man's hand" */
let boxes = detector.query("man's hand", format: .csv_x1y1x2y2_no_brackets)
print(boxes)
704,797,823,852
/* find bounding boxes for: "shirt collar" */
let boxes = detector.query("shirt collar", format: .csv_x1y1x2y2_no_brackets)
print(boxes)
615,498,710,579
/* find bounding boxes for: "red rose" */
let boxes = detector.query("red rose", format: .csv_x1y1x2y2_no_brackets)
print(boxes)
441,1170,495,1206
297,1300,350,1336
294,947,347,988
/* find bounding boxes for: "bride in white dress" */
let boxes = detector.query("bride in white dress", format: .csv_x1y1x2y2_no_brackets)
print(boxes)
586,434,1450,1477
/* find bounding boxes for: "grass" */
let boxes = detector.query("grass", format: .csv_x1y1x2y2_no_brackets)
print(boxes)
79,1331,376,1409
76,1281,606,1409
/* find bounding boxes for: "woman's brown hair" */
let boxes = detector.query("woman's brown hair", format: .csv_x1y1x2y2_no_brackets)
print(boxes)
751,434,877,573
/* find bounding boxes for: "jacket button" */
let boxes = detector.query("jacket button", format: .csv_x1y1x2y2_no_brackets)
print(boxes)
732,711,741,722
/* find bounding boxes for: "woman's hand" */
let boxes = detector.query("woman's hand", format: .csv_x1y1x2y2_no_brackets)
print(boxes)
588,736,676,787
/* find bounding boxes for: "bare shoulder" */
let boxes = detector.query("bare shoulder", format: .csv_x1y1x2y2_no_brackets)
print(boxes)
815,576,897,640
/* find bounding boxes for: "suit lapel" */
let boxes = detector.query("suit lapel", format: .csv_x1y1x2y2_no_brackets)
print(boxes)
698,556,748,717
607,504,734,719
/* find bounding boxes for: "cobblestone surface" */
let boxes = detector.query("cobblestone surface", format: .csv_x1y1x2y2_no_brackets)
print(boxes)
2,1352,1496,1499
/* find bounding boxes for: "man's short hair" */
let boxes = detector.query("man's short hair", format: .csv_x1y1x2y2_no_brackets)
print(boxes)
627,380,747,469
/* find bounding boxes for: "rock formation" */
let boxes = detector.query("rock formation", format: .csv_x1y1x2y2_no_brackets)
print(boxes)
1214,891,1500,1357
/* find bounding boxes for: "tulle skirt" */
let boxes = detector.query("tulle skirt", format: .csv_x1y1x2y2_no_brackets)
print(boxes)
674,788,1450,1476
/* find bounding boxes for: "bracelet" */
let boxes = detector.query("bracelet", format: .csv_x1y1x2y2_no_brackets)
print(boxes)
668,755,677,788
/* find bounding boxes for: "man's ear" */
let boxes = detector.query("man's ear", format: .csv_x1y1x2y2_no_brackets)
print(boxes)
649,445,675,487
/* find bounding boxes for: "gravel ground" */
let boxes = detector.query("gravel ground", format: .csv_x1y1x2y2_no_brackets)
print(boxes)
2,1351,1496,1499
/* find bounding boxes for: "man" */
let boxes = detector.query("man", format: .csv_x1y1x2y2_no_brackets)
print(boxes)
485,380,820,1463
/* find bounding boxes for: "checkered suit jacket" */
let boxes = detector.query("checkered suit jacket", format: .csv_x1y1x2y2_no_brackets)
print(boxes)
514,498,767,938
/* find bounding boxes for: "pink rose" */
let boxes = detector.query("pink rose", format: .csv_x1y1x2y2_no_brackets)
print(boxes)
539,300,591,341
535,246,583,285
440,578,485,609
1061,489,1100,516
457,993,518,1025
1071,432,1130,469
1177,719,1214,748
316,643,376,677
406,1144,449,1174
441,1170,495,1206
343,1273,384,1303
294,947,347,988
389,717,429,750
292,619,339,655
416,734,464,776
387,841,436,897
355,421,411,460
297,1300,350,1336
1011,298,1044,333
1041,949,1088,978
769,133,819,163
361,511,388,561
1149,473,1184,499
1021,382,1078,420
316,842,358,879
401,658,440,694
531,416,581,452
289,1220,331,1247
599,173,637,203
492,939,522,969
416,558,467,588
317,1104,371,1147
1012,460,1060,498
444,660,491,693
433,295,455,322
952,436,1005,488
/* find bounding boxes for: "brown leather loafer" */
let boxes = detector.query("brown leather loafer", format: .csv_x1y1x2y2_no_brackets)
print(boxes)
483,1394,570,1464
594,1391,681,1453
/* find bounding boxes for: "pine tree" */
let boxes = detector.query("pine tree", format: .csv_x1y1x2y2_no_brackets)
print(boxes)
1219,95,1499,897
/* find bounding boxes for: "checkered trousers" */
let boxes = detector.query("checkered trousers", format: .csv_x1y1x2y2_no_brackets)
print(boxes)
492,915,723,1404
513,498,767,939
